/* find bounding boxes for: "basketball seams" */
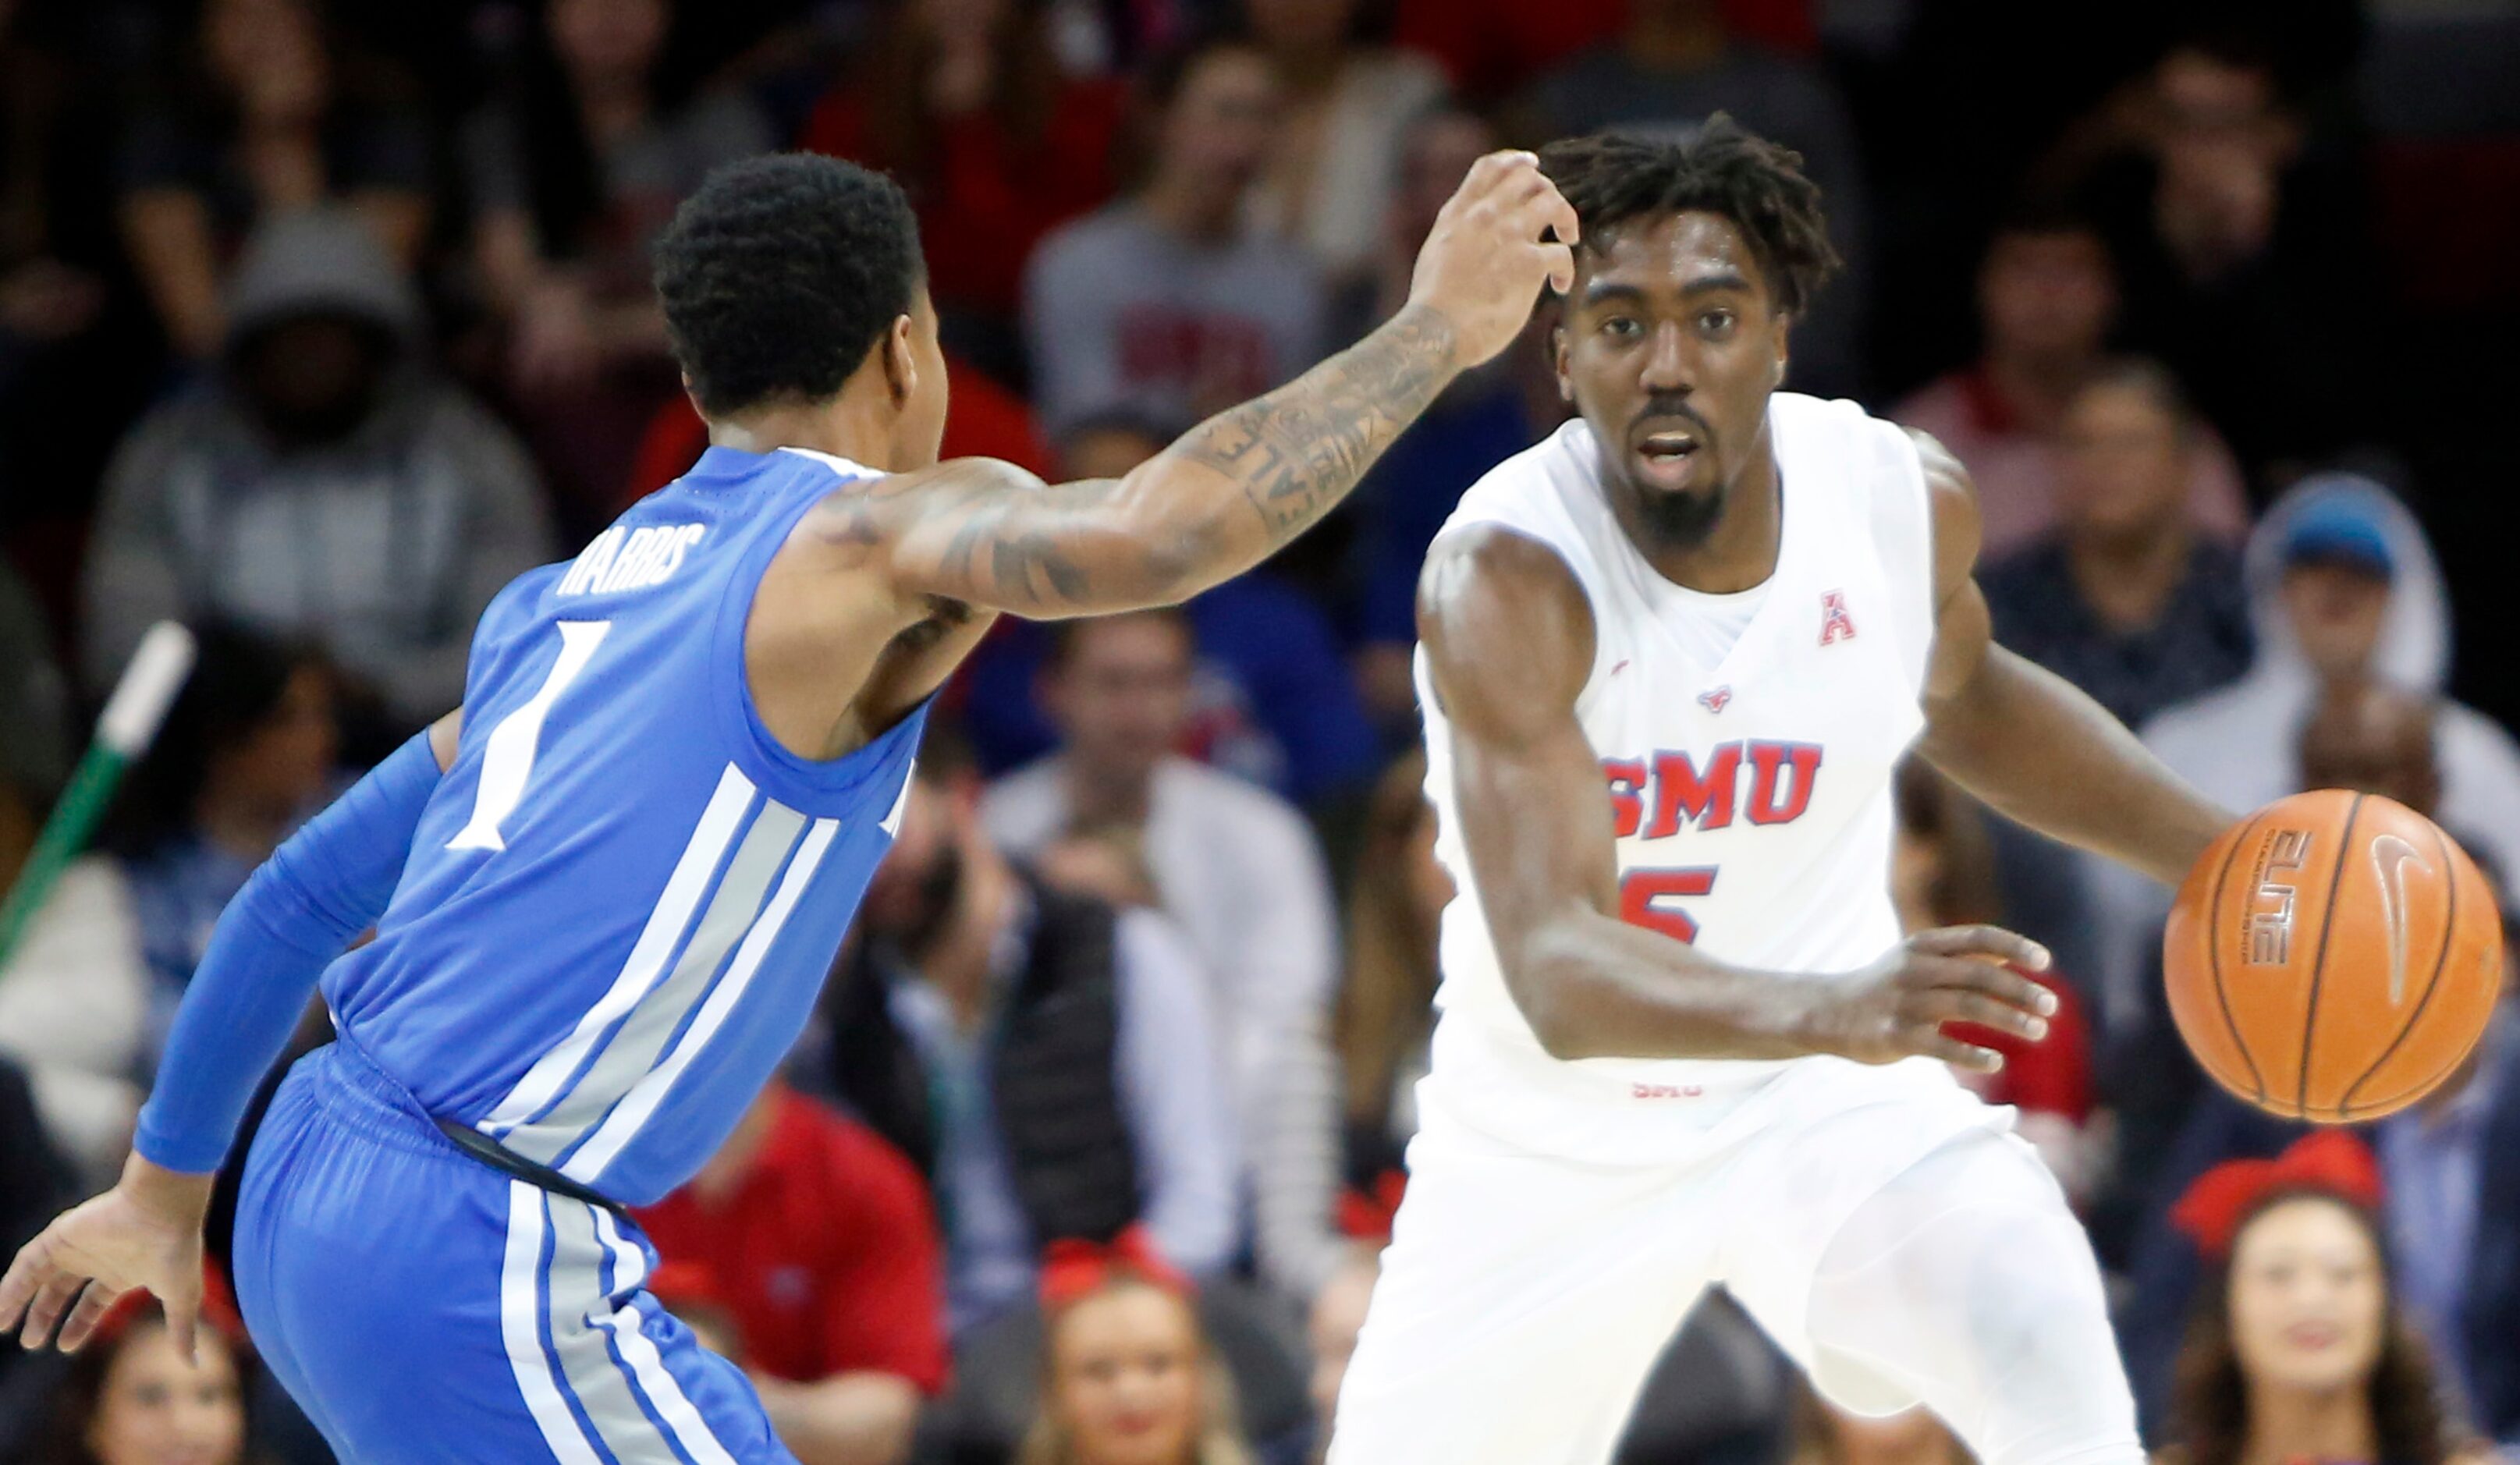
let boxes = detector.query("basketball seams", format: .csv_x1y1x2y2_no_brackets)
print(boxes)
2204,812,2270,1103
2339,1008,2496,1119
2337,818,2458,1113
2292,793,2365,1117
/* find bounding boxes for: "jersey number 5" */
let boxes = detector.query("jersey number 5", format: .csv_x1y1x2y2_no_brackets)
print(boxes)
1619,867,1716,943
448,620,612,853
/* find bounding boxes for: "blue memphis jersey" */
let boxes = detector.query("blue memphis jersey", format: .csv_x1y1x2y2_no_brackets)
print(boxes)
322,445,927,1206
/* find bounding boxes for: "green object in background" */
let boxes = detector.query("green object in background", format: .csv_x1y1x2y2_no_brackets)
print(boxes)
0,622,196,970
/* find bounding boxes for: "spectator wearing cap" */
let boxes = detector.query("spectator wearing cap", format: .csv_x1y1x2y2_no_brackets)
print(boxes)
635,1080,949,1465
822,732,1238,1339
1890,207,2249,562
1022,33,1328,438
80,208,552,745
2085,476,2520,1058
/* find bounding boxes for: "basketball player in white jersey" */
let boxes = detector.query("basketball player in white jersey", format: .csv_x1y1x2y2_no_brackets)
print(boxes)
1326,123,2234,1465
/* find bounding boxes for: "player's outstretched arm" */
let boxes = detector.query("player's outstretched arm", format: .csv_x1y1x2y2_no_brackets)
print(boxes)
1909,431,2232,886
0,713,458,1360
1421,527,2056,1068
819,152,1578,619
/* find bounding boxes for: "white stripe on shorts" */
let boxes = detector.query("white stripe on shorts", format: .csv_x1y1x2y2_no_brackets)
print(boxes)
499,1183,603,1465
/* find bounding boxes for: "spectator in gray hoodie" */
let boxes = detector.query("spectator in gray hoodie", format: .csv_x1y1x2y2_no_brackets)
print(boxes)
81,207,552,740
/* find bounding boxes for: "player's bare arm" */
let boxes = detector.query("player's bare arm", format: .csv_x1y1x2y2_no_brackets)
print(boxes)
1419,525,2056,1070
822,152,1577,619
1909,428,2232,886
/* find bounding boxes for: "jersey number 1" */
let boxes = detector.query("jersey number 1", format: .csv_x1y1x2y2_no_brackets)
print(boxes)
448,620,612,853
1620,867,1716,943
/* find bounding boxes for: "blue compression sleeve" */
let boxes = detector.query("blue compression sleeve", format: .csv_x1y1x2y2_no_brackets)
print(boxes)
133,732,442,1173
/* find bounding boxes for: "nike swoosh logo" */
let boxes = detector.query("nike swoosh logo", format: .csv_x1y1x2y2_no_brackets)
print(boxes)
2369,834,2432,1006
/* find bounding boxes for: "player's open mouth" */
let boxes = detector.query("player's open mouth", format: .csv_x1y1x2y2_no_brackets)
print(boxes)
1637,431,1699,463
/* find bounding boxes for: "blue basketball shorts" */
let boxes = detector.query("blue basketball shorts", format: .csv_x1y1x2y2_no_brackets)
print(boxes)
230,1038,797,1463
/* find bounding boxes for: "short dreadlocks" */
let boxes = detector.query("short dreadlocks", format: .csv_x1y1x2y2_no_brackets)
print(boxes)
1538,117,1840,317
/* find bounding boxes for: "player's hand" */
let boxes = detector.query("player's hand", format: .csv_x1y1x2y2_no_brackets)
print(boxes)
0,1157,211,1360
1794,925,2058,1072
1405,150,1579,367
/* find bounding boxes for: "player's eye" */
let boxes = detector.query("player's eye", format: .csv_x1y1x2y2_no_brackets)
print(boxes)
1698,310,1737,337
1600,316,1642,340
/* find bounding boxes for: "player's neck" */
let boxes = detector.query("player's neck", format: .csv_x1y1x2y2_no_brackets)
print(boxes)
2238,1381,2378,1465
708,397,902,474
1617,449,1783,594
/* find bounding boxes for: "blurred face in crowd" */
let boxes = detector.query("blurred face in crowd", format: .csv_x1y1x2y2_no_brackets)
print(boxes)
205,665,339,825
1977,228,2115,371
1556,211,1791,554
85,1323,247,1465
2227,1197,2387,1396
2281,562,2391,683
548,0,669,84
2055,378,2188,545
1047,1283,1206,1465
236,313,391,447
204,0,328,122
1157,48,1280,217
1246,0,1356,55
2298,680,2439,818
1045,615,1194,792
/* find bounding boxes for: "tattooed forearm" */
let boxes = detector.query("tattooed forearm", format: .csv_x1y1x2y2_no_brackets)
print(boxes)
1172,303,1461,547
837,302,1468,616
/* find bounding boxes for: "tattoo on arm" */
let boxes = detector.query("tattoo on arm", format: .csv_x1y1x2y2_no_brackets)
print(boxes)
1172,303,1461,548
839,303,1462,615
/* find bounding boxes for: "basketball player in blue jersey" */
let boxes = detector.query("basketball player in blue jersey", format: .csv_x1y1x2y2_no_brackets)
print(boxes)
0,151,1578,1463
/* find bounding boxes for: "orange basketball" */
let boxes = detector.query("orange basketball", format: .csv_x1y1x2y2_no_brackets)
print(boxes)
2163,789,2504,1123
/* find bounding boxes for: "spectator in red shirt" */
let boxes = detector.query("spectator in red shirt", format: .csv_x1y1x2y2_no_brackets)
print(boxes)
797,0,1126,386
637,1080,951,1465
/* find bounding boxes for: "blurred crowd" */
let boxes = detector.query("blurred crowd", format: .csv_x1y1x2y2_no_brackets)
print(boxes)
5,0,2520,1461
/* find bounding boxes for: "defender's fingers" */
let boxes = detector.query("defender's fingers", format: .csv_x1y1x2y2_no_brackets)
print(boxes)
55,1282,119,1355
161,1286,201,1367
18,1274,83,1351
1461,150,1539,198
0,1240,45,1336
1910,924,2051,971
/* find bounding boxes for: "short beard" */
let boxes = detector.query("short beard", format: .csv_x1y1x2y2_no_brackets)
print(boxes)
1633,480,1728,551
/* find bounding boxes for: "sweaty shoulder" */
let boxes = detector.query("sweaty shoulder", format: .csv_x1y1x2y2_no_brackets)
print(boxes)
1417,524,1597,736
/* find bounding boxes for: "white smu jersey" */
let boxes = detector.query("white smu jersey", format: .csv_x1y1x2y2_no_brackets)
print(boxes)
1415,394,1942,1153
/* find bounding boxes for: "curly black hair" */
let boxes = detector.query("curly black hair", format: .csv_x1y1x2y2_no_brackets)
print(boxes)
652,154,925,417
1537,118,1840,317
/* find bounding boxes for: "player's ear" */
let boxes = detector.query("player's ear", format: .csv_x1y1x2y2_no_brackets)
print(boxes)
1553,323,1574,403
1770,322,1790,388
880,314,917,409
